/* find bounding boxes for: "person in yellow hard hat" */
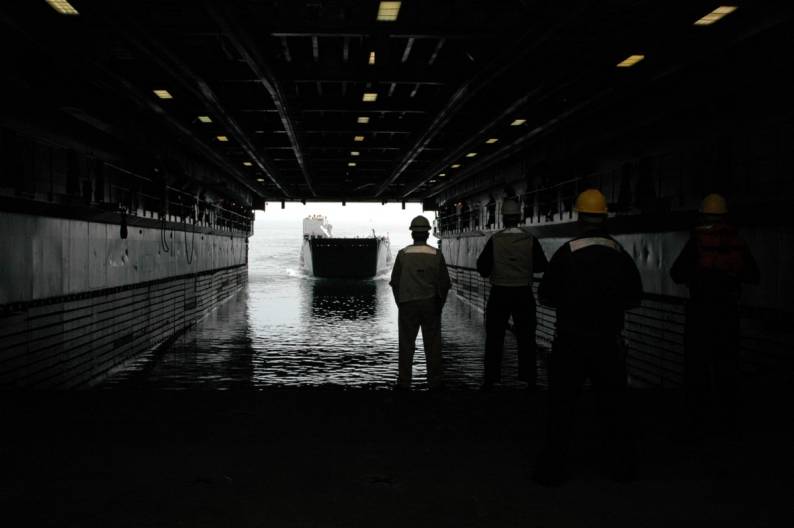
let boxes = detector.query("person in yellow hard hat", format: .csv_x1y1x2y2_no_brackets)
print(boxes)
533,189,643,486
390,215,451,390
476,197,548,391
671,194,759,434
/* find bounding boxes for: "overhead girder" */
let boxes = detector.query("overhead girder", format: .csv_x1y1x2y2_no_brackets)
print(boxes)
98,7,292,198
205,3,317,197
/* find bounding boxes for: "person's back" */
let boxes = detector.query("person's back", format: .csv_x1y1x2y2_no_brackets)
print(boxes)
393,244,447,304
390,215,451,390
670,194,759,433
671,219,759,304
539,229,642,338
476,198,548,389
534,189,642,486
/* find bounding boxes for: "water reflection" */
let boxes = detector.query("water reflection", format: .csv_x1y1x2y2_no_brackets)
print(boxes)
310,279,377,320
103,272,529,390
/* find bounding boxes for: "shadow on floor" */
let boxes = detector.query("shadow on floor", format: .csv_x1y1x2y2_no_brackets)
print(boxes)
1,388,792,527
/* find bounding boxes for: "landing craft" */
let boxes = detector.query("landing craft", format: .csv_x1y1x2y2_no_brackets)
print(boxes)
300,215,392,278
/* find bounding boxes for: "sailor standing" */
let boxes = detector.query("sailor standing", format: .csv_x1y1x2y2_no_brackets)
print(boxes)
476,198,548,390
390,216,452,390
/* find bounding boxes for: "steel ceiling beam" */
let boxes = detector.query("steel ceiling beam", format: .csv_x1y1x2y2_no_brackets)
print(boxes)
374,7,586,197
207,3,317,197
400,86,543,197
0,8,266,201
103,10,292,198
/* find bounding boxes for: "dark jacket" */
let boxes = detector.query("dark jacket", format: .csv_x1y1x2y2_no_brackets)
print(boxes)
539,229,643,337
670,222,759,304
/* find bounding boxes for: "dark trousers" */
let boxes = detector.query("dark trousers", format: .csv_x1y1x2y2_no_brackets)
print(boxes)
484,285,537,385
398,299,443,389
684,302,740,429
540,333,633,472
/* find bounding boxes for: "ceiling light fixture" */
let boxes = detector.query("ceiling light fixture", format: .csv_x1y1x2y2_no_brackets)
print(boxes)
438,173,446,177
198,115,212,123
510,119,526,126
376,1,401,22
369,51,376,65
348,162,357,167
243,161,253,167
46,0,79,15
362,92,378,102
466,152,477,158
357,116,370,124
616,54,645,68
485,138,499,144
354,135,365,142
350,151,360,156
256,178,265,182
153,89,173,99
694,6,737,26
451,163,461,169
216,135,229,142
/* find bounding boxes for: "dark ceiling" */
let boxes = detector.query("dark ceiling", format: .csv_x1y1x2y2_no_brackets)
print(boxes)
1,1,791,203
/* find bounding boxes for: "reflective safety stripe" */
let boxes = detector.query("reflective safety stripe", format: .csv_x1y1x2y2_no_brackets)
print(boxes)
404,245,437,255
569,237,620,252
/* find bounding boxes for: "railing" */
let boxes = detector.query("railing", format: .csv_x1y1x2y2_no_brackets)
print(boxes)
434,178,583,237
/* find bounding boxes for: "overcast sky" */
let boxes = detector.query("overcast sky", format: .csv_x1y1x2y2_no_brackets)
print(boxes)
254,201,437,240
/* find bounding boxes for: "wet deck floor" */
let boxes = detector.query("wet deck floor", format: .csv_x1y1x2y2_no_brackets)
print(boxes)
2,389,792,527
101,282,536,391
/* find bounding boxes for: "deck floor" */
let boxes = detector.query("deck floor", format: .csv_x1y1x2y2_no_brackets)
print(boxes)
2,389,792,527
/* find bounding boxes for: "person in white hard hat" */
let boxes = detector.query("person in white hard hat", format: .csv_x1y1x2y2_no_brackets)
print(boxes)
390,215,451,390
476,198,548,391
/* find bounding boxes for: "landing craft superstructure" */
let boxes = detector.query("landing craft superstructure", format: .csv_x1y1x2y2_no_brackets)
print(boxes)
300,215,391,278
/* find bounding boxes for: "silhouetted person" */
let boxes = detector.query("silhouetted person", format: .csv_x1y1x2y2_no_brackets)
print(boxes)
534,189,643,485
671,194,759,433
476,198,548,390
390,216,451,390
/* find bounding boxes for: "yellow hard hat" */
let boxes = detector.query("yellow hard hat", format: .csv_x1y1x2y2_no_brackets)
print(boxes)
575,189,608,214
700,193,727,215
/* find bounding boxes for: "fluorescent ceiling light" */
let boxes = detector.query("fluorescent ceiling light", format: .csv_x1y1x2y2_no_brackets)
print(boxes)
350,151,360,156
466,152,477,158
616,54,645,68
510,119,526,126
354,135,365,142
216,135,229,142
256,178,265,182
438,173,446,177
451,163,461,169
694,6,737,26
46,0,79,15
153,89,173,99
198,115,212,123
357,116,370,124
429,179,437,183
485,138,499,144
243,161,253,167
362,92,378,102
369,51,376,65
348,162,357,167
377,1,401,21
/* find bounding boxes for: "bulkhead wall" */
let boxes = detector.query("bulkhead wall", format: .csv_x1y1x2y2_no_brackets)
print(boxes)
0,212,248,388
